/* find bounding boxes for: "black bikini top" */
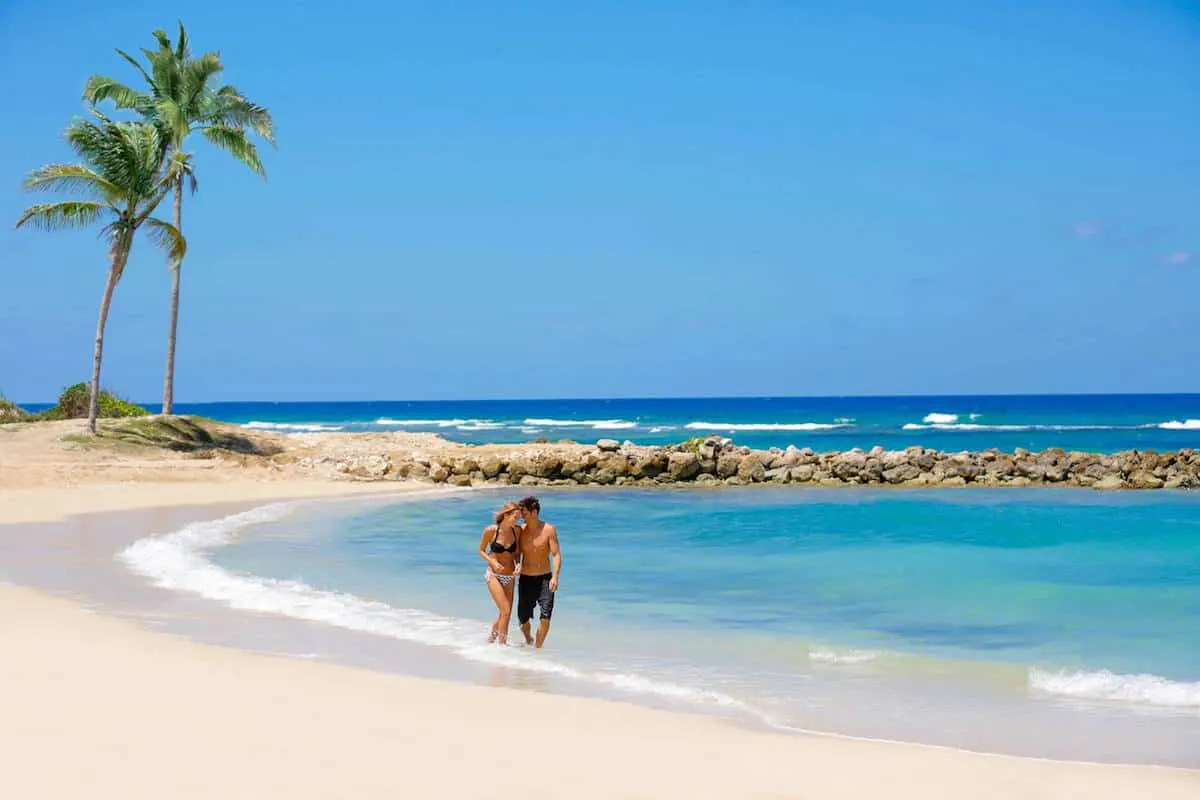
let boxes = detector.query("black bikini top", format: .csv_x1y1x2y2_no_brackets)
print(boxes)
489,527,518,554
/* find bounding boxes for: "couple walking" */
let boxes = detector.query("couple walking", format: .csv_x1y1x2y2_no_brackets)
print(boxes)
478,495,562,648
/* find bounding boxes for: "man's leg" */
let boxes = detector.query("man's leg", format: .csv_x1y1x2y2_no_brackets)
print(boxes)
516,575,536,645
534,577,555,648
535,618,551,648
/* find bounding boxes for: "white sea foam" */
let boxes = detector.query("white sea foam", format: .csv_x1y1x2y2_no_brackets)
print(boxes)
523,418,638,430
118,504,747,714
1158,419,1200,431
903,423,1153,432
922,413,960,424
685,421,850,432
455,421,506,431
242,421,345,433
648,426,677,434
1029,668,1200,709
375,418,470,428
809,647,878,665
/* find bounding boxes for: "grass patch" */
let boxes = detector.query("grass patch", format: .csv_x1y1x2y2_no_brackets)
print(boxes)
36,383,149,421
99,415,283,457
0,394,29,424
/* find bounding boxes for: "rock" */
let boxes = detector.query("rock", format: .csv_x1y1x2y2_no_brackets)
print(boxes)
452,458,478,475
560,456,588,478
630,452,667,479
789,465,815,483
592,469,617,485
941,475,967,487
531,454,563,478
716,453,741,479
737,455,766,483
1092,475,1125,491
596,439,621,452
765,466,791,483
429,464,450,482
694,473,719,485
1127,471,1164,490
596,453,630,477
478,456,503,478
449,473,472,487
667,452,701,481
882,464,920,484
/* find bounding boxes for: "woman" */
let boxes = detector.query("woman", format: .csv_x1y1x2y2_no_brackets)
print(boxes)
479,502,522,644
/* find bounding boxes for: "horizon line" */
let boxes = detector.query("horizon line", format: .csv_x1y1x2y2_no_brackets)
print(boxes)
14,390,1200,406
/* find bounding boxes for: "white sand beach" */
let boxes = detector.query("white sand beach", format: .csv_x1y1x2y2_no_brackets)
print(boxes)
0,472,1196,800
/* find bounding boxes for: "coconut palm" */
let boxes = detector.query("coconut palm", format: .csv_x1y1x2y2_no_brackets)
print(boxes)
16,116,185,433
83,23,275,414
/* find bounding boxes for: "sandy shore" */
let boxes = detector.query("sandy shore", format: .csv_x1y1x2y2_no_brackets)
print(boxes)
1,458,1197,797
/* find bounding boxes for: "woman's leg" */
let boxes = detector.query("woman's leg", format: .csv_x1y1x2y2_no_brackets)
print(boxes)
485,575,512,644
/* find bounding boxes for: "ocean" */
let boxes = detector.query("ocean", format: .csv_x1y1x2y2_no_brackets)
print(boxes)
120,486,1200,767
55,393,1200,453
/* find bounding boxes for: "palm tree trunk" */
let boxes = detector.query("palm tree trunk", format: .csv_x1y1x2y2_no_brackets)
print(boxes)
162,179,184,415
90,239,130,434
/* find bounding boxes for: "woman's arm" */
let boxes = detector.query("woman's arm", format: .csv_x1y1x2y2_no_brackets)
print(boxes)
478,526,500,571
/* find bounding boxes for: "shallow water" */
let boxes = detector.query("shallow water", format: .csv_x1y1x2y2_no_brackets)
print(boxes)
115,487,1200,766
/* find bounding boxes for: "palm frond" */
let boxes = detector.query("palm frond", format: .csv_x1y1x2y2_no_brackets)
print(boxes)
207,87,276,145
15,201,109,232
143,217,187,267
23,163,122,201
82,75,153,113
175,21,190,61
155,97,189,143
201,125,265,177
115,49,158,97
183,52,224,109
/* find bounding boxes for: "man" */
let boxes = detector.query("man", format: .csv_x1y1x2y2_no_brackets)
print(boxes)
515,495,561,648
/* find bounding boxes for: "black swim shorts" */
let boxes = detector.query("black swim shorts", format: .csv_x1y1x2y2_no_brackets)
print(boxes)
517,572,555,624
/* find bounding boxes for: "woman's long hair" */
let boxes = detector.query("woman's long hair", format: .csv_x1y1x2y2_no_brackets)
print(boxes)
494,501,520,527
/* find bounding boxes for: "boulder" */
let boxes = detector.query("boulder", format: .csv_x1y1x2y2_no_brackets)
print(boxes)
596,439,621,452
479,456,503,478
1092,475,1125,491
667,452,701,481
1127,471,1164,490
716,453,741,479
882,464,920,484
737,455,766,483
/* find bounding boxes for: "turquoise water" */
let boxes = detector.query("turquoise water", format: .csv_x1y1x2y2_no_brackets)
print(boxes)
155,487,1200,764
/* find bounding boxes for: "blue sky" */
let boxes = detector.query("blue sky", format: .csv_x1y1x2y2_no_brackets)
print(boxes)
1,1,1197,402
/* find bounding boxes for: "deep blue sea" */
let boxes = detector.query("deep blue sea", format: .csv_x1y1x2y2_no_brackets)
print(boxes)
56,394,1200,453
122,486,1200,766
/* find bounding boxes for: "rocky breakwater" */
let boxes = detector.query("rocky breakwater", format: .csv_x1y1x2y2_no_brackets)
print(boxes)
317,436,1200,491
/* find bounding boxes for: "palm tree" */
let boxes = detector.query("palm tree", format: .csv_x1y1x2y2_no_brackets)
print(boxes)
83,23,275,414
16,116,185,433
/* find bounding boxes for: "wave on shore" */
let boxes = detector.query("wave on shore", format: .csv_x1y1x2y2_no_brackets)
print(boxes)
117,505,748,714
685,421,851,431
1030,669,1200,709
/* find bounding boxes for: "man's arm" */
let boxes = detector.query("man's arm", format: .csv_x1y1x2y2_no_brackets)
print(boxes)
548,524,561,591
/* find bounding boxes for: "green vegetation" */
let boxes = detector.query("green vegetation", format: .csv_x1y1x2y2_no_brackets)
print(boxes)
102,416,281,456
84,23,275,415
0,395,30,423
36,383,150,421
16,117,184,433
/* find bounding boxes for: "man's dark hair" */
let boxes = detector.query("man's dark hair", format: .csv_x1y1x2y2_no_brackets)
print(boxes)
518,496,540,512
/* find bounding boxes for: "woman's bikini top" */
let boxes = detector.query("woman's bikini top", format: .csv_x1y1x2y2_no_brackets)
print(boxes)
489,526,518,554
